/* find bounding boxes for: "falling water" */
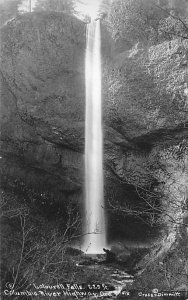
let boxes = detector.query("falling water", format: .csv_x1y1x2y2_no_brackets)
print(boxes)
83,19,106,254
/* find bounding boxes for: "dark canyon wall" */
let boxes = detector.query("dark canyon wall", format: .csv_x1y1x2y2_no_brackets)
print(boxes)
1,12,188,242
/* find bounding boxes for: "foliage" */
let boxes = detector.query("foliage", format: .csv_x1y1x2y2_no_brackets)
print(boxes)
0,184,109,293
108,0,188,48
158,12,188,41
0,184,82,290
132,237,188,291
107,138,188,239
108,0,168,47
33,0,75,13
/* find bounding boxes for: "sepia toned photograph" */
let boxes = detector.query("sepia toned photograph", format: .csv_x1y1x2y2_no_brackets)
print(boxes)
0,0,188,299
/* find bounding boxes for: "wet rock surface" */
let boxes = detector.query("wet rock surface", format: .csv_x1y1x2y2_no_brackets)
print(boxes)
75,251,135,299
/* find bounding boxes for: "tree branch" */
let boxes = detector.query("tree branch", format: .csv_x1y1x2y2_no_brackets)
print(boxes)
152,1,188,31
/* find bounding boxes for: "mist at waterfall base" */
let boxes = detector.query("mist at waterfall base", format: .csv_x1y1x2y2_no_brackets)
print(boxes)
81,20,107,254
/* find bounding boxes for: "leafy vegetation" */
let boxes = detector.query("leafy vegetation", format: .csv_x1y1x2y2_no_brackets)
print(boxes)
132,235,188,292
107,0,188,48
0,182,93,294
33,0,75,14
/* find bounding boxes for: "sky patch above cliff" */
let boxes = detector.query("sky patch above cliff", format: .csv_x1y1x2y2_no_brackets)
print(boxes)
74,0,102,19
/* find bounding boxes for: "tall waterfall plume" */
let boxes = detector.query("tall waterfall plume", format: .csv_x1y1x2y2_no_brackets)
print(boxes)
83,20,107,254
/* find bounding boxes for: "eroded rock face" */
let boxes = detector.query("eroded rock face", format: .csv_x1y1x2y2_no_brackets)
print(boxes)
103,39,188,139
0,12,86,199
0,12,188,243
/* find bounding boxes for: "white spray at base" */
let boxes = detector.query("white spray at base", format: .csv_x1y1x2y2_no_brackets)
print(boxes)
82,20,107,254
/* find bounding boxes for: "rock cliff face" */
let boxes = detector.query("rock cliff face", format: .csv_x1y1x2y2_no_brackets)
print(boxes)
0,12,188,242
1,12,85,201
103,39,188,138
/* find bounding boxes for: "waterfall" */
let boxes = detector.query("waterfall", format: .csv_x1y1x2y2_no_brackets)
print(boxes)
83,19,106,254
